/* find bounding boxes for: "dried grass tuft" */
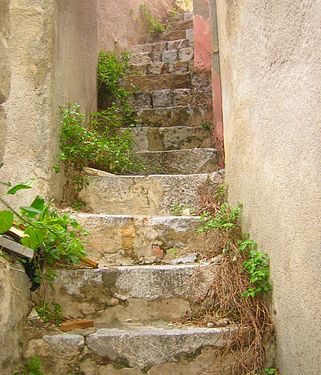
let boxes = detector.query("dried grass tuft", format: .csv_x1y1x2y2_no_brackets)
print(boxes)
183,178,275,374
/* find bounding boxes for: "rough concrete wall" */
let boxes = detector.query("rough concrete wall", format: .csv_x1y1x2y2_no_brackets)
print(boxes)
51,0,98,200
1,0,56,205
217,1,321,374
0,0,98,205
54,0,98,115
0,0,10,165
98,0,173,51
0,259,31,373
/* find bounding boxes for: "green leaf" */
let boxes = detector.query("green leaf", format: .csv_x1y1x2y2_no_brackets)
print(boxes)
0,210,14,234
20,206,42,217
21,227,45,250
6,179,34,195
31,196,45,210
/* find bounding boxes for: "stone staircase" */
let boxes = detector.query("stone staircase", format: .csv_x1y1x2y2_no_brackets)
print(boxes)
23,12,233,375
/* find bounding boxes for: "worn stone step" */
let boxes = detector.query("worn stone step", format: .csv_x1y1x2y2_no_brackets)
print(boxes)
136,105,212,127
25,326,235,374
80,169,223,215
125,73,192,91
130,38,191,54
38,266,214,328
41,262,220,325
169,11,192,22
131,89,196,109
168,19,193,32
129,46,193,65
136,148,218,174
131,126,213,151
72,213,212,265
133,60,192,76
162,28,193,41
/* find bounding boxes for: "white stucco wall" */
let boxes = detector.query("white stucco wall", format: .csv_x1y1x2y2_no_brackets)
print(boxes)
217,1,321,374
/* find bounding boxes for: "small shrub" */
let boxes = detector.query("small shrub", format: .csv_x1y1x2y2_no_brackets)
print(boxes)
57,104,142,175
14,356,44,375
97,51,136,126
36,301,64,325
140,5,166,38
0,179,87,282
238,239,272,297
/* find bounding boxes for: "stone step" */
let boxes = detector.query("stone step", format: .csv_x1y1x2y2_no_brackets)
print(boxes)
125,73,192,91
131,126,213,151
129,46,193,65
133,60,192,76
41,262,220,325
131,89,195,109
169,11,193,22
72,213,211,265
80,169,223,215
162,28,193,41
136,148,218,174
168,19,193,32
136,105,212,128
25,326,234,374
130,38,191,54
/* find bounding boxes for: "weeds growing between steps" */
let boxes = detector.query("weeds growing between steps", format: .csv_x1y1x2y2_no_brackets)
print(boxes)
180,181,276,374
55,51,144,207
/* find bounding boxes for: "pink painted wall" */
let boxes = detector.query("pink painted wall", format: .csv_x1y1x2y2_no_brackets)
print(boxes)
193,0,224,166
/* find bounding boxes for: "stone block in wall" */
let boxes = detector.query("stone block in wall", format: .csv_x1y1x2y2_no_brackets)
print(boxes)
148,62,167,75
132,92,152,109
167,39,190,50
179,47,194,61
173,89,193,106
162,50,178,62
152,51,162,62
152,90,173,108
168,61,189,73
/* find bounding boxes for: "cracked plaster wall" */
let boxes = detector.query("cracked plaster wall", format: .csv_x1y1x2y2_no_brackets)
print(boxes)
217,1,321,374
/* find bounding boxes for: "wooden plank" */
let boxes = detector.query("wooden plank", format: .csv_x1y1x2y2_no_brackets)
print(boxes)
0,236,34,258
80,257,99,269
60,319,94,332
9,226,26,238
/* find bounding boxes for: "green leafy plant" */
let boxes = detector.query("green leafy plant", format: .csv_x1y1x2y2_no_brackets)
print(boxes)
36,301,64,325
13,356,44,375
238,239,272,297
0,179,87,281
264,368,278,375
197,202,242,233
97,51,137,126
201,121,211,131
181,182,274,374
140,4,166,38
57,104,142,178
170,203,195,216
166,247,178,256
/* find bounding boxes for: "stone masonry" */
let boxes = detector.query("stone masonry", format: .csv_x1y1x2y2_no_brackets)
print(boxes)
22,11,233,375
